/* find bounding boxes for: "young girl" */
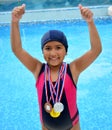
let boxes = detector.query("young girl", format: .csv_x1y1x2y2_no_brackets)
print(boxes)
11,4,102,130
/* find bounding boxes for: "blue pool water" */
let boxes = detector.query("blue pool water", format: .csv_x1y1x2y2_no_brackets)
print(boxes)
0,17,112,130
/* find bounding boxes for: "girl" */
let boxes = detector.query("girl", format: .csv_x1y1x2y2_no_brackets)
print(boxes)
11,4,102,130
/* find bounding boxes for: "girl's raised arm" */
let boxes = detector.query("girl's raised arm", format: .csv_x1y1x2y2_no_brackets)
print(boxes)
70,5,102,83
11,4,42,79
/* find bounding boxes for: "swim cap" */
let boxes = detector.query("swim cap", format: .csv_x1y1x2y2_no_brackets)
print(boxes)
41,30,68,52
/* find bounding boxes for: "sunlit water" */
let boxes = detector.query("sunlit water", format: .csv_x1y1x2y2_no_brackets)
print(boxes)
0,17,112,130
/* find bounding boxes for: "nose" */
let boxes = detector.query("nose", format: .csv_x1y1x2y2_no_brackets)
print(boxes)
50,49,57,57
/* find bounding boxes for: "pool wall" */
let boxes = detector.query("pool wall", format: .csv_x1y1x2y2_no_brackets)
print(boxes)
0,5,110,23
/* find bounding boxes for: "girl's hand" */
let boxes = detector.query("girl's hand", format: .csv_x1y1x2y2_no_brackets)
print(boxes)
12,4,25,23
78,4,93,23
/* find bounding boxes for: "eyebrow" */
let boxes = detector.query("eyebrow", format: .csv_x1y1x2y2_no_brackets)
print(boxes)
44,44,63,47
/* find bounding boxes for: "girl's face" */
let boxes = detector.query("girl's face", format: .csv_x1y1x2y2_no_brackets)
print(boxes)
43,41,67,68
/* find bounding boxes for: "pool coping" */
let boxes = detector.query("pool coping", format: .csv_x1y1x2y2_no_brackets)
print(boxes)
0,5,111,23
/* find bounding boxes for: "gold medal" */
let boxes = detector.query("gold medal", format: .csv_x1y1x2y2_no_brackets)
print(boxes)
50,108,60,118
44,102,52,113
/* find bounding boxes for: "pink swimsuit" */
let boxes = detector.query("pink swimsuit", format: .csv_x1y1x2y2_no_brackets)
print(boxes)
36,63,79,130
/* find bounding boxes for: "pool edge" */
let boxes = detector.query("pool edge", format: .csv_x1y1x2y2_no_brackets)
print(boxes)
0,5,111,23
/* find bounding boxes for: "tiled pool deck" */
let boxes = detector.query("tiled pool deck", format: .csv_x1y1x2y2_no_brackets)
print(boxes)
0,5,111,23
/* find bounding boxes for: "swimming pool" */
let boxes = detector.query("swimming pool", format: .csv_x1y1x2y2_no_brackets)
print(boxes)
0,16,112,130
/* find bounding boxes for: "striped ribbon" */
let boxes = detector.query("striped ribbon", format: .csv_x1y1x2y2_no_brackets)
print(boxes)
44,63,67,104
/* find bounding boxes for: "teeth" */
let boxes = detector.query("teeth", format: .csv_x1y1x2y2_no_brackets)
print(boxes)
52,58,57,60
50,58,57,60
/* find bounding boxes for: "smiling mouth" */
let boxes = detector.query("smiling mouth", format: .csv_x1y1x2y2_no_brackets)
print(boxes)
49,57,59,61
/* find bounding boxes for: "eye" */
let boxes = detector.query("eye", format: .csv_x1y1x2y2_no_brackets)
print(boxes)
44,46,51,51
56,46,62,50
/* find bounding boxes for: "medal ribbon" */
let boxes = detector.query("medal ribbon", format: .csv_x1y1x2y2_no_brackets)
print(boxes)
44,63,67,104
55,63,67,103
58,63,67,102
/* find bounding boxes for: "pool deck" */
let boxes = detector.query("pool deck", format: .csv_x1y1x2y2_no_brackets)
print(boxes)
0,5,111,23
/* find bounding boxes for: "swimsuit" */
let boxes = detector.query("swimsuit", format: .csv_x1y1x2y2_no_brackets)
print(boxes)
36,63,79,130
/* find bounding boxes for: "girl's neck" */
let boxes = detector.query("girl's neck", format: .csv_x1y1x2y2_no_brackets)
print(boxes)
47,63,63,82
47,63,62,72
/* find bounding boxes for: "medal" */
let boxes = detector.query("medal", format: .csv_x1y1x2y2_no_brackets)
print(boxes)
54,102,64,113
44,102,52,113
50,108,60,118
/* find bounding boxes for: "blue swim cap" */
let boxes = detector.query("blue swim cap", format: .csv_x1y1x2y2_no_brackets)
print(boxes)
41,30,68,52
